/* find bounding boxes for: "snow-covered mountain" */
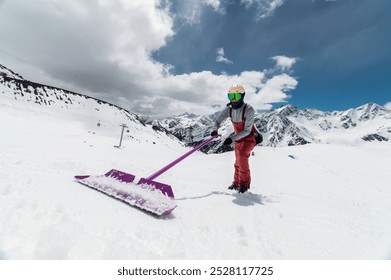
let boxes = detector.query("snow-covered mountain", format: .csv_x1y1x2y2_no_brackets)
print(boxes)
143,103,391,153
0,63,178,147
0,64,24,80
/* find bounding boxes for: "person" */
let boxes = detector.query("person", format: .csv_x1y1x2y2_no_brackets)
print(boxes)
211,84,257,193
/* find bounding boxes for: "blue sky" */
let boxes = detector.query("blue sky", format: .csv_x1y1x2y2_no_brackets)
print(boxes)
155,0,391,111
0,0,390,115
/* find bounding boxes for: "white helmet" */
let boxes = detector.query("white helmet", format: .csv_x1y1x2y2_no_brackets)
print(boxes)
228,84,245,94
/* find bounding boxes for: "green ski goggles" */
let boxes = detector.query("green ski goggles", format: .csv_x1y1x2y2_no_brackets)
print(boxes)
227,92,243,102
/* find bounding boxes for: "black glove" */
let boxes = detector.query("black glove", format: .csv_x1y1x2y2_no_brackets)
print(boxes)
223,137,232,145
211,130,218,136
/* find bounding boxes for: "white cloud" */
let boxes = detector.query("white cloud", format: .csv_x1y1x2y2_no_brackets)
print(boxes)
216,48,233,64
175,0,285,24
384,102,391,110
272,56,297,71
240,0,285,19
203,0,224,13
249,73,298,105
0,0,297,116
176,0,225,25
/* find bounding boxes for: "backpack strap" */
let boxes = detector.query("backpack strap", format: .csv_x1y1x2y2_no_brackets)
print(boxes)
242,103,247,121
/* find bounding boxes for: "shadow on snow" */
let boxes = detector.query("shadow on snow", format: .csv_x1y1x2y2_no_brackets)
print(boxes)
177,191,266,207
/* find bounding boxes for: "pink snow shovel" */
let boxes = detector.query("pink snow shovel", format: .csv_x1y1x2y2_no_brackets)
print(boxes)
74,134,220,216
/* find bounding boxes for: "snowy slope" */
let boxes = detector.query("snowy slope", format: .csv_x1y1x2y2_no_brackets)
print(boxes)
1,97,391,260
0,64,180,147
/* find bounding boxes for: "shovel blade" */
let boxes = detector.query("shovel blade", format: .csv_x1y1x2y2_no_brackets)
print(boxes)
137,178,175,199
74,169,176,215
75,169,136,183
104,169,136,183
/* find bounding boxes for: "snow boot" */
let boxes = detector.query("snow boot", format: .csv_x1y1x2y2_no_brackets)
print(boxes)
228,183,239,190
238,185,249,193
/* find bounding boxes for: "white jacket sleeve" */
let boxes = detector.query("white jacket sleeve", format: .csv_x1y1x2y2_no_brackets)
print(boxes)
214,107,230,130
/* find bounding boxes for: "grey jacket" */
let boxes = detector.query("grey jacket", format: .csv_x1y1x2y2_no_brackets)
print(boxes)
214,103,255,142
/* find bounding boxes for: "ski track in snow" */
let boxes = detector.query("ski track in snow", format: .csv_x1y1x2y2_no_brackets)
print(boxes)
1,103,391,260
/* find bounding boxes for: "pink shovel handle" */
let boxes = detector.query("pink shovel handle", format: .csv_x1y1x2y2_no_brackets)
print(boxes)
146,134,220,181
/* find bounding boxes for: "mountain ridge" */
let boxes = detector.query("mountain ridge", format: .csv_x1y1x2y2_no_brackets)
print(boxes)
143,102,391,153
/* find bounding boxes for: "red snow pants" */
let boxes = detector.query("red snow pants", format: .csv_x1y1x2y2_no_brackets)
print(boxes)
232,122,256,187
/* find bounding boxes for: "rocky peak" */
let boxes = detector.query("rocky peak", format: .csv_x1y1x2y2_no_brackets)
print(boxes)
0,64,24,80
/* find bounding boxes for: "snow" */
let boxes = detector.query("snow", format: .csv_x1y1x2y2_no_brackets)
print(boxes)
1,101,391,260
